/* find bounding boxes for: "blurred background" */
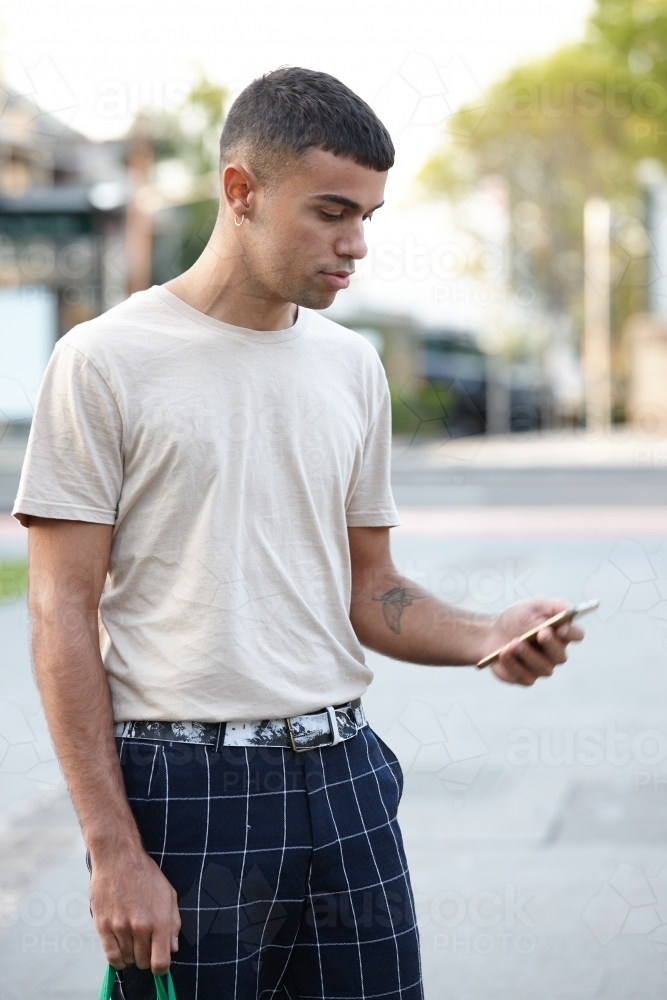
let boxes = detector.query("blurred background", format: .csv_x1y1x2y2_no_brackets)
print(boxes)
1,1,667,997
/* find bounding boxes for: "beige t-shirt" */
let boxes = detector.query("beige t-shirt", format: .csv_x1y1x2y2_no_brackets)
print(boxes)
14,286,400,722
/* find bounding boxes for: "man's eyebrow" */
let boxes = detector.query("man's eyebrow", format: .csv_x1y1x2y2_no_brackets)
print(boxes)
311,194,385,212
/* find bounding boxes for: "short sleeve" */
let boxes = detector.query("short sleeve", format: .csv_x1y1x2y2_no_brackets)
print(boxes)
345,354,400,528
13,342,123,527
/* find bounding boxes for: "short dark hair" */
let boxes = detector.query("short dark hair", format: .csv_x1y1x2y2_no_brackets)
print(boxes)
219,67,394,181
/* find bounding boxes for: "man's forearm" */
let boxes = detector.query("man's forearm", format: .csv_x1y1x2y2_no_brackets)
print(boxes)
350,569,495,665
27,518,180,975
348,534,583,686
31,603,143,859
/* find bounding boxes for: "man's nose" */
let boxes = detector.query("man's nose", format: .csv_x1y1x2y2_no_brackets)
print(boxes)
335,222,368,261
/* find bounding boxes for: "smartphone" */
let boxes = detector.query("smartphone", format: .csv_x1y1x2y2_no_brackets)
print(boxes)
476,598,600,669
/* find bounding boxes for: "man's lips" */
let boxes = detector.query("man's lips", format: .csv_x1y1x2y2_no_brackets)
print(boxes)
320,271,353,289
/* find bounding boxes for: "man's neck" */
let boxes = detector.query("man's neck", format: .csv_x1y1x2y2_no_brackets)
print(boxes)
163,229,298,332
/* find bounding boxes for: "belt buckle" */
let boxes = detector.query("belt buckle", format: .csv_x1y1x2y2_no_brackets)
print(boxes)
285,715,307,753
285,706,341,753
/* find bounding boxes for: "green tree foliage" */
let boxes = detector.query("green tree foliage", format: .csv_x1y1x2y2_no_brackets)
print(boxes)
130,76,227,283
420,0,667,343
151,76,228,181
592,0,667,79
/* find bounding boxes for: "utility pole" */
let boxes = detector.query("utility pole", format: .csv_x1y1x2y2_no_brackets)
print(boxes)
126,130,154,295
481,175,511,434
583,197,612,431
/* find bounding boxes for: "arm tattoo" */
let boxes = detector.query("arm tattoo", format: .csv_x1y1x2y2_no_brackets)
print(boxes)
374,586,424,635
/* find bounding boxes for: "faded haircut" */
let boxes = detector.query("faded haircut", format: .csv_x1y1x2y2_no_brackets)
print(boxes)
219,67,394,184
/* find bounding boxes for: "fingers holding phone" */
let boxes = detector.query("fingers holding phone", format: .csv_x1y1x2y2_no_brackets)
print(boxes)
491,634,560,686
533,620,585,666
479,598,596,685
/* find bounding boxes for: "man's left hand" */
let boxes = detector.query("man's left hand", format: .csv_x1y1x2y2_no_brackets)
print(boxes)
480,597,585,686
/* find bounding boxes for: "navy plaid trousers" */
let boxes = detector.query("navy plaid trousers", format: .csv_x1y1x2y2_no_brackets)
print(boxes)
90,725,423,1000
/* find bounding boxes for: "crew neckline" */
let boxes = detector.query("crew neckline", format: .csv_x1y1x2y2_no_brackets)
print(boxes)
149,284,307,345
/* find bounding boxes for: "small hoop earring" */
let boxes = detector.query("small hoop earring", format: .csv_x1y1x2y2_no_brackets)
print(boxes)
234,214,245,227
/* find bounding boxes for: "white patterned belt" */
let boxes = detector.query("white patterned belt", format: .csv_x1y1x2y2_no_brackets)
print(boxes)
114,698,366,753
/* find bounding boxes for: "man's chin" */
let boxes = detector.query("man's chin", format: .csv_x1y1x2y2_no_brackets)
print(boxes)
292,286,339,310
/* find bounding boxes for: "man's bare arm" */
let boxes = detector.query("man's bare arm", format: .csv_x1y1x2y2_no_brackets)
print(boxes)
28,517,180,974
348,526,583,686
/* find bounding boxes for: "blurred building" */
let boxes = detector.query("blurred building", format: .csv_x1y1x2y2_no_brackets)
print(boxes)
0,85,130,332
0,85,135,430
625,313,667,435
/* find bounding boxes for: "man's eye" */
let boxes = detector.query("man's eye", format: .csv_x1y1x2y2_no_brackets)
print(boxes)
321,212,343,221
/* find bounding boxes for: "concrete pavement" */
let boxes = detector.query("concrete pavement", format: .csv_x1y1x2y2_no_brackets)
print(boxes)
0,593,104,999
361,522,667,999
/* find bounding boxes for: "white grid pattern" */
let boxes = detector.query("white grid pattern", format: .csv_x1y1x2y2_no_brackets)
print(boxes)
318,746,366,999
343,739,403,996
234,750,251,1000
194,747,211,1000
105,727,422,1000
255,752,288,1000
361,736,423,994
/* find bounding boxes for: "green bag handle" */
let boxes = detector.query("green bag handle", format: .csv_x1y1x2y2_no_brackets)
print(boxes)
98,963,177,1000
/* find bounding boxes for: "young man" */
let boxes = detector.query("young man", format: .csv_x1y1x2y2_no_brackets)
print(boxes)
14,68,583,1000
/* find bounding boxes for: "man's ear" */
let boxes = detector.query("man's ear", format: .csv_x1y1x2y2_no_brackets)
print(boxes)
222,163,257,216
